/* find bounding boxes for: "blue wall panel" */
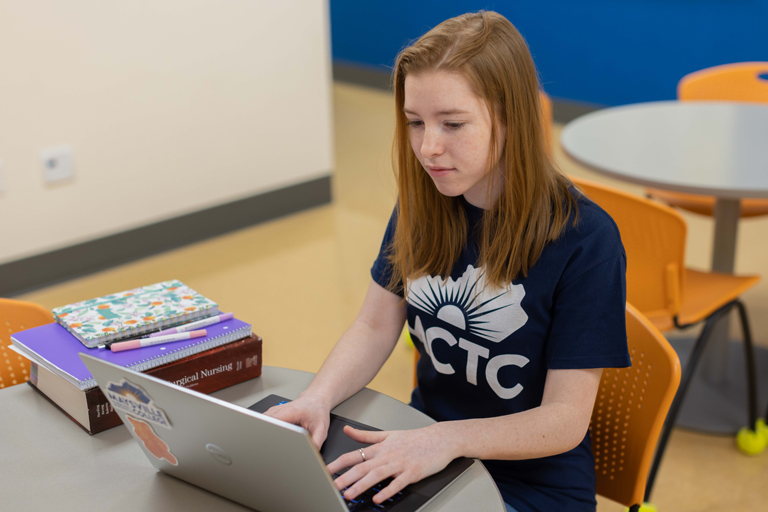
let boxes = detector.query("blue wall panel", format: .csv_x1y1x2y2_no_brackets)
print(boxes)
330,1,768,105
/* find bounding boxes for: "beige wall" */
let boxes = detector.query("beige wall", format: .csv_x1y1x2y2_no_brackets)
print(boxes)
0,0,334,265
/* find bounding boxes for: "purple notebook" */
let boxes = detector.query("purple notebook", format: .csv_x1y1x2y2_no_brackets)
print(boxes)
11,318,252,390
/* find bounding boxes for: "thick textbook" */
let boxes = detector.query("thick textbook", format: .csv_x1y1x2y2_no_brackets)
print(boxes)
11,317,251,390
27,334,263,434
52,280,219,348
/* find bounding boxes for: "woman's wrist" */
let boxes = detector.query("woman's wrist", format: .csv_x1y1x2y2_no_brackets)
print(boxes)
428,420,470,460
297,387,335,413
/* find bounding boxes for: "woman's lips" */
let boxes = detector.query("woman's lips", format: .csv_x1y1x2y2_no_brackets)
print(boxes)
426,166,455,178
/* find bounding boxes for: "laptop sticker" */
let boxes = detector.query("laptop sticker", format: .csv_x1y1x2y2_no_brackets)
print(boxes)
126,416,178,466
104,379,172,429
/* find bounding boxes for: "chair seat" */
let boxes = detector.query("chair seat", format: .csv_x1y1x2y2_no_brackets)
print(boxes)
645,268,760,332
647,188,768,218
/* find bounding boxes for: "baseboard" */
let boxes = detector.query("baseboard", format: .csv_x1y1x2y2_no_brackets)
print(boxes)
333,60,393,90
2,175,332,297
332,61,604,124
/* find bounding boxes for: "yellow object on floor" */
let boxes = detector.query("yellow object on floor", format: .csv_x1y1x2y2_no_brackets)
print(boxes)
736,425,768,456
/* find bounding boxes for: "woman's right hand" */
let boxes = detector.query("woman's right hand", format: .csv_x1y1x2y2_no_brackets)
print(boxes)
263,393,332,450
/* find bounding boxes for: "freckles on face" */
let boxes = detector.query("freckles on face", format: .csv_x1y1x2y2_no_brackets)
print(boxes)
403,70,500,208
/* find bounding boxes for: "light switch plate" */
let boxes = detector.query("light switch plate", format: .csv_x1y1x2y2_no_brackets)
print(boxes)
40,144,75,183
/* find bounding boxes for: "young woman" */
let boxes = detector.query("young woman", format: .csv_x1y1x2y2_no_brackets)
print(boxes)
266,11,630,512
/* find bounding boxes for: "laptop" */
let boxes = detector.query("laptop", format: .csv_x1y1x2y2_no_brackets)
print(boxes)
80,353,474,512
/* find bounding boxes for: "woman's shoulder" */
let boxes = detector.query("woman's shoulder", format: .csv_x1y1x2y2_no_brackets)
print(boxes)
568,187,621,239
551,187,625,262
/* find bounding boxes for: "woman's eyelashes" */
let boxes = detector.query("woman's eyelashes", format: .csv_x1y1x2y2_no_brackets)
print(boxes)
406,119,466,130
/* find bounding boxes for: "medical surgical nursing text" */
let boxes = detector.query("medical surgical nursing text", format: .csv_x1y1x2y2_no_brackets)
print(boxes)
172,363,234,387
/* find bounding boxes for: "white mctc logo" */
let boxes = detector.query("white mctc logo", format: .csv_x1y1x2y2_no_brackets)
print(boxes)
407,264,530,400
409,316,529,399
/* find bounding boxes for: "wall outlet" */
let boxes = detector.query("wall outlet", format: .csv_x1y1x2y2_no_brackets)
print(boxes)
0,159,4,193
40,144,75,184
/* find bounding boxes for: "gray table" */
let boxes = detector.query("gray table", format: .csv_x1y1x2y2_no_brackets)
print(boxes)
561,101,768,433
0,366,504,512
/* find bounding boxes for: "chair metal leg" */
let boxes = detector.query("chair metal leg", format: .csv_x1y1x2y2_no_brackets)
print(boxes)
734,300,759,428
629,505,641,512
644,303,733,502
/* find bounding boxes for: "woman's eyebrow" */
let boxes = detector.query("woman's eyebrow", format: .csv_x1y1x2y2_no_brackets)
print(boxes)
403,108,471,116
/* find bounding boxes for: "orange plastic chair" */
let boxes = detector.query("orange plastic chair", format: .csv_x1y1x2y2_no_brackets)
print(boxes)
0,298,53,389
411,304,681,512
646,62,768,217
591,303,681,512
679,62,768,104
570,176,764,500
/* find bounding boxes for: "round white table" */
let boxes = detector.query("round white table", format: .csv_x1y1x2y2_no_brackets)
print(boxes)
561,101,768,433
0,366,505,512
561,101,768,276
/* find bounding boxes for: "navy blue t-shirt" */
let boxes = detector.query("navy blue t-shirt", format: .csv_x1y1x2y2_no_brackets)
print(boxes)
371,192,631,512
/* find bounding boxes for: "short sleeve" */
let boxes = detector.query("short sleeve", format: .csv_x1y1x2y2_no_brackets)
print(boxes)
370,208,403,296
546,241,631,370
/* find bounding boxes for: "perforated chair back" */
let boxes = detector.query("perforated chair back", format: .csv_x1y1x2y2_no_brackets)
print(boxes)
678,62,768,103
570,176,687,320
591,303,681,507
0,298,53,389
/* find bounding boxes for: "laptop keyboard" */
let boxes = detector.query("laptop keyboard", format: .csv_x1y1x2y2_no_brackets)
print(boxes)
334,474,408,511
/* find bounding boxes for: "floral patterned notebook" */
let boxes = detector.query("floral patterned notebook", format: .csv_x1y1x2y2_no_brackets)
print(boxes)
52,280,219,348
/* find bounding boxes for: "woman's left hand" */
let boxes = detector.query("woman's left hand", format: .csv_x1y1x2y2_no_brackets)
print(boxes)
327,423,459,504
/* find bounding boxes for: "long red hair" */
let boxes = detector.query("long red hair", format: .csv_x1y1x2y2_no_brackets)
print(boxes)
388,11,577,293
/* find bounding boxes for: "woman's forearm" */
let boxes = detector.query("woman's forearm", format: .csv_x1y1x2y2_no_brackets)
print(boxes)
437,368,602,461
435,402,590,462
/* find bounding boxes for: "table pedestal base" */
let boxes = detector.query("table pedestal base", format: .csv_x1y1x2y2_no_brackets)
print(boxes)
670,338,768,435
700,197,742,384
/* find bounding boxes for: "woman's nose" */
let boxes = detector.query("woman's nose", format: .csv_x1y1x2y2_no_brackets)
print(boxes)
421,126,444,158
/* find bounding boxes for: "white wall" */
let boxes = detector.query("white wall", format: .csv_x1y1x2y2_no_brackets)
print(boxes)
0,0,334,265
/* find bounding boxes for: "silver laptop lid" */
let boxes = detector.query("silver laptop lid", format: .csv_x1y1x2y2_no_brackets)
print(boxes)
80,353,348,512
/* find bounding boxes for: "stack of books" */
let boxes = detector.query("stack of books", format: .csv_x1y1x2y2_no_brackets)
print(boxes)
10,280,262,434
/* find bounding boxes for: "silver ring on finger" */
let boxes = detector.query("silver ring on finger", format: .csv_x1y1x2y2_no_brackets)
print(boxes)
358,448,366,462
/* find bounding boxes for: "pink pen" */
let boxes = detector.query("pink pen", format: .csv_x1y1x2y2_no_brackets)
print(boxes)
148,312,234,337
110,330,207,352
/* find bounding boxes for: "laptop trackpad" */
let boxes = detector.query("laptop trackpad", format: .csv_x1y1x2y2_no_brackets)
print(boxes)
320,414,379,465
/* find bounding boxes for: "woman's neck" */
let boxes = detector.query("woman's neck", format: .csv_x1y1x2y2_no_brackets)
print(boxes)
463,166,503,210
